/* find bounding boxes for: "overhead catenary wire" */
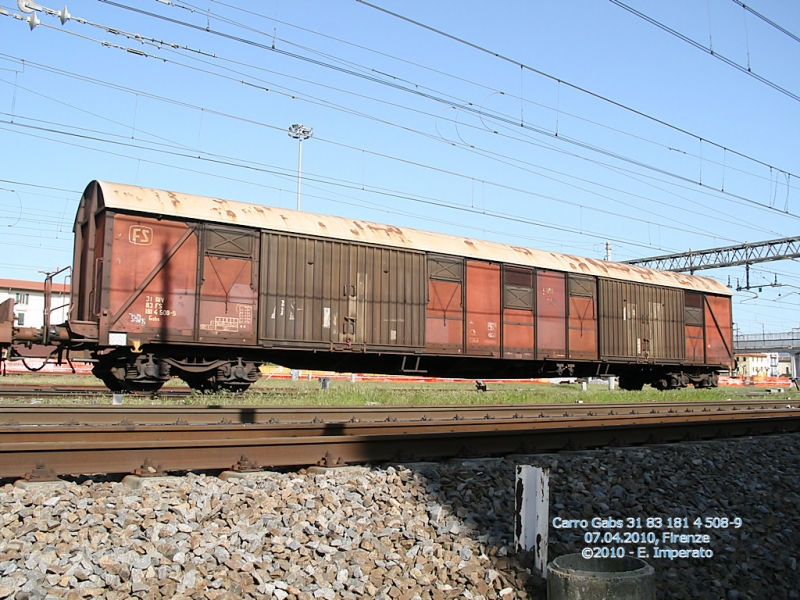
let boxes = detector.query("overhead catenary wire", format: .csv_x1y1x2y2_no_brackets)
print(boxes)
3,5,796,258
1,51,788,240
174,0,800,196
730,0,800,45
0,115,748,245
355,0,799,180
0,13,792,270
8,7,798,226
52,0,794,208
609,0,800,104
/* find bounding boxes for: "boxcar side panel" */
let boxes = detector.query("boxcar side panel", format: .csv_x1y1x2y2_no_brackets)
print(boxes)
684,292,705,363
704,295,733,366
260,232,425,348
465,261,501,356
197,226,258,344
105,214,198,341
599,279,684,360
426,256,464,354
502,267,535,359
568,275,598,360
536,271,567,359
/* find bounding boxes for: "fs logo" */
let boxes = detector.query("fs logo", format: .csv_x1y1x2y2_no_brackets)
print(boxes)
128,226,153,245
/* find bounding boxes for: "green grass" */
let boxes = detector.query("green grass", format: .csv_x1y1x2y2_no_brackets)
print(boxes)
1,372,795,406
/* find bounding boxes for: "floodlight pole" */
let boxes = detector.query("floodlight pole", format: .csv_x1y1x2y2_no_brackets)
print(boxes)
288,124,313,211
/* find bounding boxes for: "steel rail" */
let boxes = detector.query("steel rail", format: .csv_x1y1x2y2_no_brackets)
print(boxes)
0,409,798,479
0,400,794,426
2,408,792,443
0,384,485,398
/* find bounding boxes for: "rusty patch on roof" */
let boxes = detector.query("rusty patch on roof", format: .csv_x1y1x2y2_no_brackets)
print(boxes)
318,221,327,230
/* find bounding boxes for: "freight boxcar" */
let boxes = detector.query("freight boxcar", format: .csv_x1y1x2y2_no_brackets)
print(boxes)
0,181,733,392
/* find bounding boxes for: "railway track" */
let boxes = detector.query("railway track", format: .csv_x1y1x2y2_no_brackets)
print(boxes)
1,401,798,480
0,399,794,426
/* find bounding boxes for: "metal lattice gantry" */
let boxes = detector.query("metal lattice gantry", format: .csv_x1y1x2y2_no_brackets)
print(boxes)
734,332,800,353
623,236,800,273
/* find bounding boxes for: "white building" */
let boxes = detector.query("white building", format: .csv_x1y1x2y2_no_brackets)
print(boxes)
735,352,793,378
0,279,70,329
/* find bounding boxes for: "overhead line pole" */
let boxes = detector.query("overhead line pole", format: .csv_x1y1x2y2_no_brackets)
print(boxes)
623,236,800,273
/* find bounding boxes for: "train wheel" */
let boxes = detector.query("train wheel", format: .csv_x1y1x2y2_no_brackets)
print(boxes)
693,373,719,388
179,360,259,393
92,366,127,393
652,372,690,391
181,377,252,393
93,353,169,394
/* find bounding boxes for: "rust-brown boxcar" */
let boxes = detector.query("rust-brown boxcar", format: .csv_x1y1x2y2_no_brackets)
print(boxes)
10,181,734,391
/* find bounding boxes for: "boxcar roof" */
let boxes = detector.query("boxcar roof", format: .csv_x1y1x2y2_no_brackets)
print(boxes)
86,180,731,295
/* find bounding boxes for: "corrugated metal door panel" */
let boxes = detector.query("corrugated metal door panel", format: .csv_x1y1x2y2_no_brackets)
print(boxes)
375,247,385,345
408,253,420,347
321,239,335,341
599,280,684,360
310,239,324,339
258,235,277,338
466,261,501,356
387,249,398,345
368,247,379,344
704,295,733,366
259,232,425,347
287,235,299,341
107,215,198,341
662,287,684,360
397,250,408,345
273,235,286,340
303,238,315,340
536,271,566,359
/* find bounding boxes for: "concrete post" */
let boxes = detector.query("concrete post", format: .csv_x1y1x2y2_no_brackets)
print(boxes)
514,465,550,577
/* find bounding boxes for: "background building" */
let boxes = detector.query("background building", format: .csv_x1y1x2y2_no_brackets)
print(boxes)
735,352,793,378
0,279,70,329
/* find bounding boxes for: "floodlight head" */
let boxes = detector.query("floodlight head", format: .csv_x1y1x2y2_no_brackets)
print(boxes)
27,12,40,30
288,123,313,140
58,6,71,25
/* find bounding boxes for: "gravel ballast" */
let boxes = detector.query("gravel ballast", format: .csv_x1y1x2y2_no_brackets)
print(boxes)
0,433,798,600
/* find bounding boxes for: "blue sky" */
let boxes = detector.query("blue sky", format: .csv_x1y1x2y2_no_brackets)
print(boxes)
0,0,798,335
